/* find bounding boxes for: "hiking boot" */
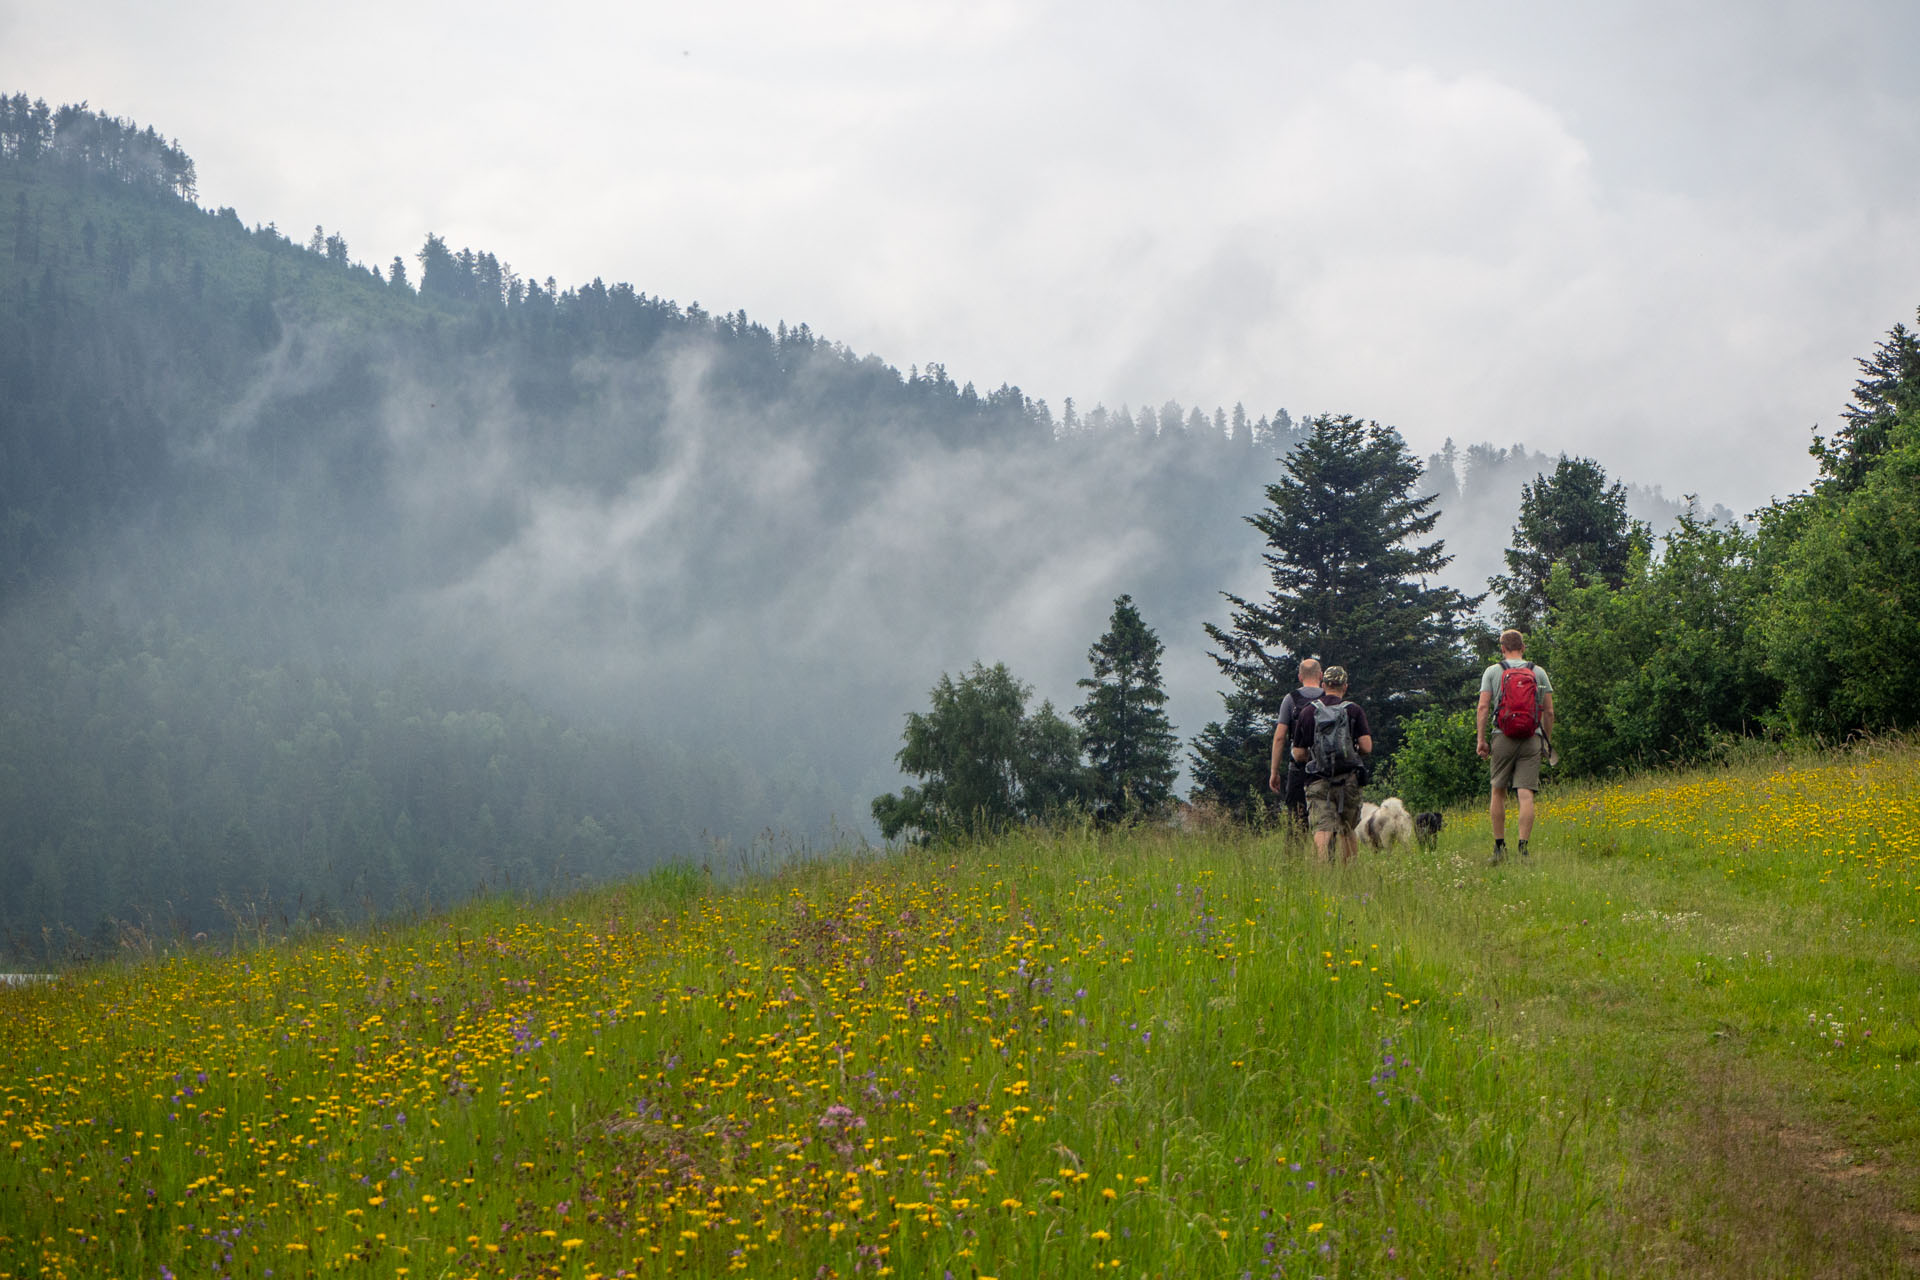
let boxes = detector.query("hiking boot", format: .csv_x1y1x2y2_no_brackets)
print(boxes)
1488,842,1506,866
1518,839,1530,858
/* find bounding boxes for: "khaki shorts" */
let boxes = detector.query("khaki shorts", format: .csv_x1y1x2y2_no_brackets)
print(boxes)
1304,774,1363,835
1490,732,1542,792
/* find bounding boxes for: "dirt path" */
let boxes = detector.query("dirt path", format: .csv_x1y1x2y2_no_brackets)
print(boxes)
1653,1059,1920,1277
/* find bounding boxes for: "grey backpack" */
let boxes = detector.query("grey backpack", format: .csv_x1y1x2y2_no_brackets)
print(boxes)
1309,701,1361,777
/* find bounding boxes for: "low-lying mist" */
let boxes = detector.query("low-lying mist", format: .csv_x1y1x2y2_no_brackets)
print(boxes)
89,314,1722,848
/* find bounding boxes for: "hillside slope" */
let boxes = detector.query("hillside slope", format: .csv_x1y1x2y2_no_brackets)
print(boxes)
4,741,1915,1277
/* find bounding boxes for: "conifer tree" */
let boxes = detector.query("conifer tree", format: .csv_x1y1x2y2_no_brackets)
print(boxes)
1489,455,1647,632
1192,415,1477,818
1812,308,1920,494
1073,595,1178,821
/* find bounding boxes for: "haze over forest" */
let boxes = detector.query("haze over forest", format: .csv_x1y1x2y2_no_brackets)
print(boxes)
0,93,1791,948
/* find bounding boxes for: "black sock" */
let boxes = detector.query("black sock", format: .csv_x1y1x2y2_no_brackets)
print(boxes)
1518,839,1529,856
1494,838,1506,851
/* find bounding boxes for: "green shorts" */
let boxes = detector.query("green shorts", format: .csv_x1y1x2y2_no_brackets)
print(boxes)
1490,732,1542,792
1304,774,1363,835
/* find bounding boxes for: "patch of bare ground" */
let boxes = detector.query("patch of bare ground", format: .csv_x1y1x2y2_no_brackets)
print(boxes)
1637,1060,1920,1278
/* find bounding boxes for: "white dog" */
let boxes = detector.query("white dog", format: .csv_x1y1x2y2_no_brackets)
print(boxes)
1357,797,1415,850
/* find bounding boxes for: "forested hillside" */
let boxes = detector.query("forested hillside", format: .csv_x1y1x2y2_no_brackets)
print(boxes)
1,94,1731,949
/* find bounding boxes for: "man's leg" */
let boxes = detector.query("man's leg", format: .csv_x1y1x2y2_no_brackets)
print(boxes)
1340,831,1358,861
1314,830,1333,860
1488,782,1509,865
1286,766,1310,834
1516,788,1535,840
1489,785,1507,840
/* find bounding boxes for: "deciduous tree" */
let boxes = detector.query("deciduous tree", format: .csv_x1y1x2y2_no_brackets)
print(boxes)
872,662,1087,843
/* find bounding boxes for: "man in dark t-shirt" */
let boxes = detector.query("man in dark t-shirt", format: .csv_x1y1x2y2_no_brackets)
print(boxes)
1266,657,1324,831
1289,666,1373,862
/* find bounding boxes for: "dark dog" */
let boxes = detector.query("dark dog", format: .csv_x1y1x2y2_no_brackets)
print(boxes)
1413,811,1444,850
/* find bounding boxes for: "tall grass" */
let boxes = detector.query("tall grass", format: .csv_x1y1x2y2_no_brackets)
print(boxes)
0,829,1625,1279
5,739,1917,1278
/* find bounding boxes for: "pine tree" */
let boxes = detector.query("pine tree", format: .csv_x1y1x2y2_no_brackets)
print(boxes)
1073,595,1178,822
1812,308,1920,494
1489,455,1648,631
1192,414,1478,818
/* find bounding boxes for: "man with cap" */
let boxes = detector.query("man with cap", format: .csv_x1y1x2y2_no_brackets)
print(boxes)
1289,665,1373,862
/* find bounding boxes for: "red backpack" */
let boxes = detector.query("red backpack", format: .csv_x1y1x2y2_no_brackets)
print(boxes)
1494,662,1539,739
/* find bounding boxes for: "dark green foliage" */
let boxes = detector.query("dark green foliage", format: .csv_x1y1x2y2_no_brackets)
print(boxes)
872,663,1088,843
1537,514,1777,774
1519,309,1920,771
1489,455,1648,631
1761,404,1920,735
0,607,795,956
0,95,196,198
1195,413,1479,805
1811,309,1920,494
1389,706,1485,810
1073,595,1179,822
1187,697,1281,825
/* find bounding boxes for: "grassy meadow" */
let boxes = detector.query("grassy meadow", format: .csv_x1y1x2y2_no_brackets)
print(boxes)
4,742,1919,1279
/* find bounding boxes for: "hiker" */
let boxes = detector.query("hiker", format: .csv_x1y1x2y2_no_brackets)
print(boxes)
1267,657,1325,830
1289,665,1372,862
1476,629,1555,864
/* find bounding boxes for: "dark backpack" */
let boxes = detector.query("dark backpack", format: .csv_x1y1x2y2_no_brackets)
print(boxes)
1494,662,1539,739
1309,700,1362,777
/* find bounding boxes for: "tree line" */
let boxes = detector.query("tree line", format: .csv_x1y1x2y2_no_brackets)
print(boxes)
13,88,1893,952
871,594,1181,841
879,305,1920,830
0,95,1311,948
875,415,1482,833
0,95,196,200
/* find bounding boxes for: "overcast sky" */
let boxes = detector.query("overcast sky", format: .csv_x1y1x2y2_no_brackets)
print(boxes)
8,0,1918,512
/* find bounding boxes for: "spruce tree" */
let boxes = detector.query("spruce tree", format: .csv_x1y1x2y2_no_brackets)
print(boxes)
1489,455,1648,632
1812,308,1920,494
1073,595,1178,822
1192,414,1478,818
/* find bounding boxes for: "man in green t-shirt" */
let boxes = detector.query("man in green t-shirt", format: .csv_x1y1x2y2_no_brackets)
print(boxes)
1475,629,1554,865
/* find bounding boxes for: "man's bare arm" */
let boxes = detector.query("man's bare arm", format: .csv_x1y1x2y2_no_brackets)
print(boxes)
1268,719,1289,792
1476,690,1493,758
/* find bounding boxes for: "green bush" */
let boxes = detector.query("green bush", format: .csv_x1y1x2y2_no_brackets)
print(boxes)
1389,705,1484,810
1760,415,1920,735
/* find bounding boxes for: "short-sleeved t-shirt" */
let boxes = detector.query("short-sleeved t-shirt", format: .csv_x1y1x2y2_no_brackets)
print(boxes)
1275,686,1324,744
1292,697,1371,776
1481,659,1553,735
